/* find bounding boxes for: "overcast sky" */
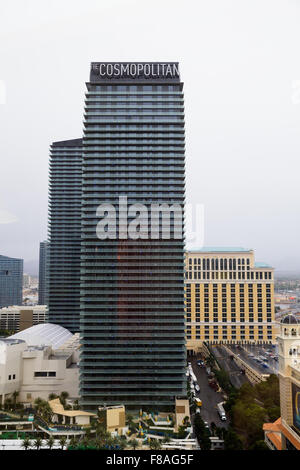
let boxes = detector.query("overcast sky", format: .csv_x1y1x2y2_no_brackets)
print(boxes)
0,0,300,273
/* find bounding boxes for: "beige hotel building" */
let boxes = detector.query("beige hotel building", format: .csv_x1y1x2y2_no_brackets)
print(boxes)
263,314,300,450
185,247,276,353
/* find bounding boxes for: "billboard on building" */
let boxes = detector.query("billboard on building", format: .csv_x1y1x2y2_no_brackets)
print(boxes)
292,382,300,431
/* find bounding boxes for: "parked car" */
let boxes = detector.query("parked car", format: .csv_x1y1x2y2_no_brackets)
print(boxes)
209,380,218,391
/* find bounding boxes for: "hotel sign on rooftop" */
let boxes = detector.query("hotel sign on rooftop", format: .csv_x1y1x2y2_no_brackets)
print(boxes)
90,62,180,82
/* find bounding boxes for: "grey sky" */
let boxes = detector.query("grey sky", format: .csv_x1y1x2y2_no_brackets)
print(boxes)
0,0,299,272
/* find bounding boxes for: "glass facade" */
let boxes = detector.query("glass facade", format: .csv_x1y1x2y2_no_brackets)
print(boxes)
38,240,49,305
48,139,82,332
0,255,23,308
79,63,186,411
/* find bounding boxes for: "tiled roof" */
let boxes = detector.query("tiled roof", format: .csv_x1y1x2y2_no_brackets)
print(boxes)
267,432,282,450
263,417,300,450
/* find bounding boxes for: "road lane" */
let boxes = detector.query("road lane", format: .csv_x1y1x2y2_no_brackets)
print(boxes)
190,355,229,429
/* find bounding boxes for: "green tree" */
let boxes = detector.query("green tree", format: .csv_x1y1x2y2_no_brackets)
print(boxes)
149,439,162,450
177,425,187,439
33,437,43,450
69,436,78,449
183,416,190,426
22,437,31,450
224,428,243,450
12,390,19,409
60,391,69,405
95,423,110,442
115,437,127,450
4,397,12,410
59,436,67,450
85,426,92,440
126,414,134,425
128,438,139,450
46,435,55,450
194,414,211,450
249,440,269,451
72,399,80,410
48,393,58,401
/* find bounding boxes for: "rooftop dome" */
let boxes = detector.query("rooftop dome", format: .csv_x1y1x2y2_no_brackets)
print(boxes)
9,323,73,349
281,314,298,325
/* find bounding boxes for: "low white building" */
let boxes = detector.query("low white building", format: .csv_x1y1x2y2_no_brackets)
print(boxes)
0,305,47,332
0,323,80,406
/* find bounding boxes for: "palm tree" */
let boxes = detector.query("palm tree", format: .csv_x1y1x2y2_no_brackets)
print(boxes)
59,436,67,450
69,436,78,449
12,390,19,410
39,402,53,422
183,416,190,426
4,397,12,410
81,436,90,449
46,435,55,450
72,399,80,410
128,438,139,450
48,393,58,401
22,437,31,450
115,437,127,450
95,423,110,440
33,437,43,450
149,439,162,450
85,426,92,439
60,391,69,406
34,397,44,416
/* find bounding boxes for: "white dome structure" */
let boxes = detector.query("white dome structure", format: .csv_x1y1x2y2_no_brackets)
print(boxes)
9,323,73,349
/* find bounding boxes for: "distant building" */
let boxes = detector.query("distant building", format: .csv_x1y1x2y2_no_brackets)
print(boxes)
0,255,23,308
48,139,82,333
185,247,276,351
0,305,47,332
38,241,49,305
0,323,80,406
263,314,300,450
23,274,32,289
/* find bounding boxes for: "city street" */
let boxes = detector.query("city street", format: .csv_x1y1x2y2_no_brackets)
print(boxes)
190,355,229,429
212,346,250,388
237,343,279,375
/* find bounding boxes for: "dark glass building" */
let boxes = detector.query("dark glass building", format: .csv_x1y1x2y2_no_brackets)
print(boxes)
48,139,82,332
80,62,186,411
38,240,49,305
0,255,23,308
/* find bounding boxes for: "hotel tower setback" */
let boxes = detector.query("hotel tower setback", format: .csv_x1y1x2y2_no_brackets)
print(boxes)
79,62,186,411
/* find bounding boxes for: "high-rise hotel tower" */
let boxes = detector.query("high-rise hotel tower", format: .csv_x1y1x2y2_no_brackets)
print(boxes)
80,62,186,411
48,139,82,332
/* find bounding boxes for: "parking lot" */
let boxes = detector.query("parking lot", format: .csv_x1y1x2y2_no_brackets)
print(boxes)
189,355,229,430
